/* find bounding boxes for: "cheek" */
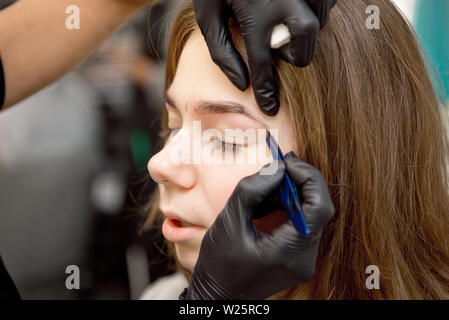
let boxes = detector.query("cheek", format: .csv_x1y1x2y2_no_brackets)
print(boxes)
201,162,265,224
198,129,294,231
202,164,290,235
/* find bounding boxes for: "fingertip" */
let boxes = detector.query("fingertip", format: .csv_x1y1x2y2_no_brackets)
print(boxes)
212,52,250,91
246,47,280,115
201,17,250,92
256,92,280,116
260,159,286,177
285,151,298,159
231,71,250,91
261,102,280,116
219,54,250,90
256,160,286,193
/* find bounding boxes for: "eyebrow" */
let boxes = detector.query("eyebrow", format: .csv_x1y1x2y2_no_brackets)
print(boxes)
164,93,268,128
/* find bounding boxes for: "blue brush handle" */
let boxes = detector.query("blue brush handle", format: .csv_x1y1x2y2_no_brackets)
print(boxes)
281,174,310,237
266,132,310,237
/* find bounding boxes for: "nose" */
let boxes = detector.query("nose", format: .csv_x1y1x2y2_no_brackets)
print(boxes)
147,129,196,189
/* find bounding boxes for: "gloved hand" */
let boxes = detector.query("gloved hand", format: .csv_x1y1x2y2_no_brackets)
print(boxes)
193,0,337,116
180,152,335,300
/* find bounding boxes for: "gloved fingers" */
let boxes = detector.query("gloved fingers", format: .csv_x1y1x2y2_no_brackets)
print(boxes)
306,0,337,28
257,220,321,280
284,153,335,232
229,160,286,234
243,30,280,116
277,0,320,67
193,1,250,90
250,192,283,220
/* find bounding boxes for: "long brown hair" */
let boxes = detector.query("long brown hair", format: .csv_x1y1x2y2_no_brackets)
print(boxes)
144,0,449,299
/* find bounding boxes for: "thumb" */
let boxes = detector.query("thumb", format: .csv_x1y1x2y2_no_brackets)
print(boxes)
278,0,320,67
284,156,335,234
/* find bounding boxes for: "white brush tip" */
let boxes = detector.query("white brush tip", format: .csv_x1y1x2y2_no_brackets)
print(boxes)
270,24,291,49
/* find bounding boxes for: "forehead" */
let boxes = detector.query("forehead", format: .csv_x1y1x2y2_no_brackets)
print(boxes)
167,30,298,152
168,30,259,114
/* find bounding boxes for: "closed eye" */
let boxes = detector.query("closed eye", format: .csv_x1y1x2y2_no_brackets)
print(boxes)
211,136,242,154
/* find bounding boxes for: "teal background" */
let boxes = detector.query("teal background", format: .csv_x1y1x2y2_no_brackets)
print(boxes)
414,0,449,104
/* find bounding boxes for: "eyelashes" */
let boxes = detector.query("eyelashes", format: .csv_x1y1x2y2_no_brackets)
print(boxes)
210,136,242,154
158,128,242,154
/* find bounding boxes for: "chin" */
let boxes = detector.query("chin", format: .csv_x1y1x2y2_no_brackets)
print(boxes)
174,243,200,272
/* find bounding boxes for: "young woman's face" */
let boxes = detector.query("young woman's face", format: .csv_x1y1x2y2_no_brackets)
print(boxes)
147,30,297,271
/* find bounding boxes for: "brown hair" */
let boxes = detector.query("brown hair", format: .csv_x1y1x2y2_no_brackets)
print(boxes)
144,0,449,299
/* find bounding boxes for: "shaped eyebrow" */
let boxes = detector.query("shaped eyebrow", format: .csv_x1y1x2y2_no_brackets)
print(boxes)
164,92,268,129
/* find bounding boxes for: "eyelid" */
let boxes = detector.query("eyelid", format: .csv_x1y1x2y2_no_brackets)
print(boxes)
213,135,248,147
164,102,257,147
210,136,242,154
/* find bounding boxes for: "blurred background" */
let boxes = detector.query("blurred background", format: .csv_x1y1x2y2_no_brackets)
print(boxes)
0,0,447,299
0,0,178,299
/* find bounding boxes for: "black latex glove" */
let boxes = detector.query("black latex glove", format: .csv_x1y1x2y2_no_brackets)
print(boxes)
179,153,335,300
193,0,337,116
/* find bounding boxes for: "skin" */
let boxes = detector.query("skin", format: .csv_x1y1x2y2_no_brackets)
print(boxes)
147,30,298,271
0,0,154,109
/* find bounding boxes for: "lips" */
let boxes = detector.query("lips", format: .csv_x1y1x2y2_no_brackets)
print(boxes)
161,210,205,243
